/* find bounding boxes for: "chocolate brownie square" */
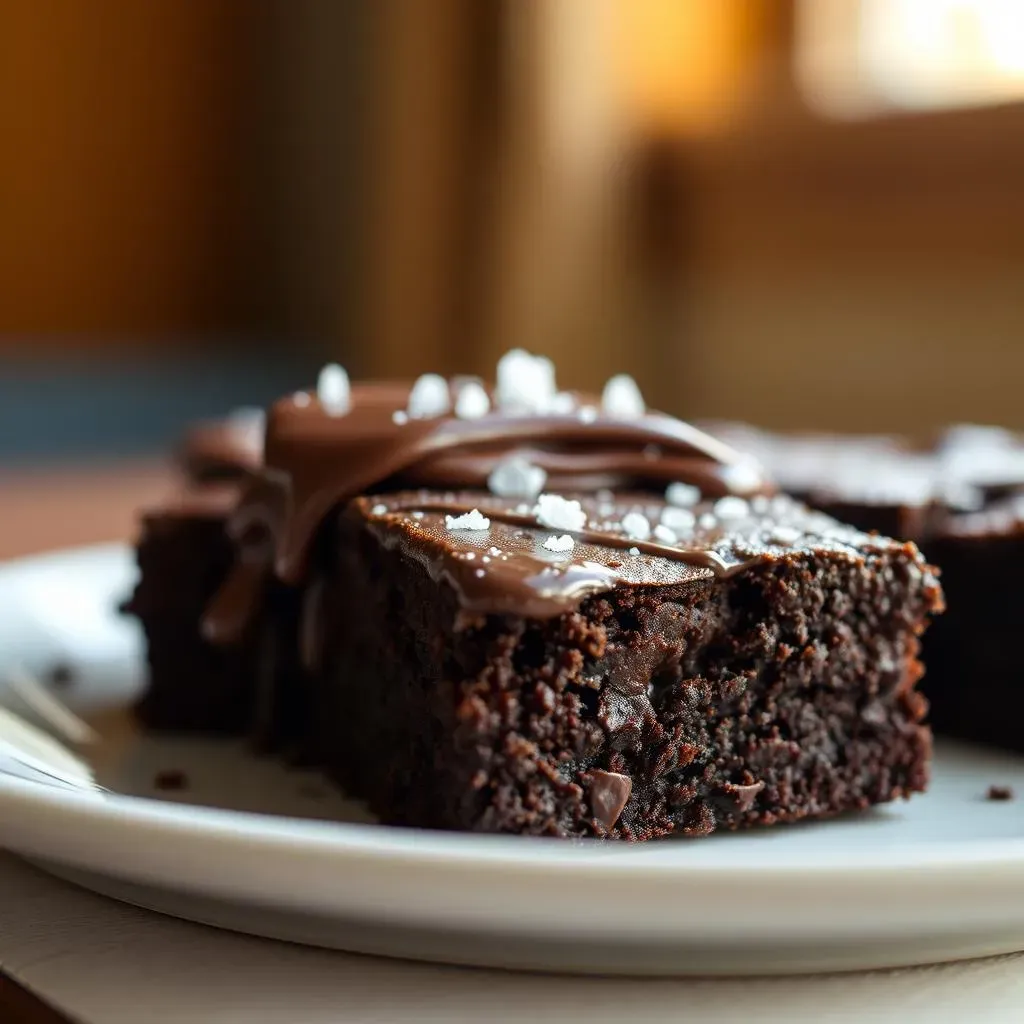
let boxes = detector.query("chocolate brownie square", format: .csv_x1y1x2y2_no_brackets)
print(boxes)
924,497,1024,750
125,487,258,733
304,491,940,838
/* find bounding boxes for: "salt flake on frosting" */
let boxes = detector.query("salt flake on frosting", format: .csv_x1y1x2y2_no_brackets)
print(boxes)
495,349,557,412
666,482,700,507
653,523,677,545
408,373,451,419
714,496,750,520
454,381,491,419
543,534,574,552
445,509,490,531
721,457,764,494
621,511,652,541
550,391,576,415
601,374,645,418
317,363,351,417
661,506,696,533
770,525,802,546
488,456,547,499
534,493,587,532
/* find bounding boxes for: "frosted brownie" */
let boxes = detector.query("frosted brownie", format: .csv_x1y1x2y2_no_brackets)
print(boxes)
131,355,943,837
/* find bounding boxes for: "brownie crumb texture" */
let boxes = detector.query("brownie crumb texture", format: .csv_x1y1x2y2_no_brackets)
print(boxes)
987,784,1014,801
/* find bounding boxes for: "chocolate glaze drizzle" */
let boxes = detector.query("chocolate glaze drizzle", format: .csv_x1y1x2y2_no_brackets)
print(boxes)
358,495,759,620
204,380,781,640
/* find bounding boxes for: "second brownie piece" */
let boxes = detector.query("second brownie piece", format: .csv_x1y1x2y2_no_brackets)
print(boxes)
307,491,941,839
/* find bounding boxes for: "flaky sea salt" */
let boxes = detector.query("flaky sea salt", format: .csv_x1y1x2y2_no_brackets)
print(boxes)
661,506,696,533
454,381,491,419
621,511,651,541
714,496,750,520
292,391,311,407
550,391,577,415
445,508,490,531
534,493,587,532
770,525,802,546
488,456,547,499
721,458,764,493
578,405,599,423
543,534,574,552
665,482,700,507
653,523,677,545
370,503,388,516
628,546,641,556
407,373,451,419
392,410,408,425
699,513,717,530
601,374,645,418
317,363,351,416
495,349,557,412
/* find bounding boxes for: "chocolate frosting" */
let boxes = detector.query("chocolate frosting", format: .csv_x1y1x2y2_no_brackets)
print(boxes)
261,385,768,580
349,491,899,620
178,412,264,484
205,379,782,641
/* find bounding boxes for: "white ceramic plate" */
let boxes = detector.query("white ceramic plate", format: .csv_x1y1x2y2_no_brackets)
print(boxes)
2,543,1024,976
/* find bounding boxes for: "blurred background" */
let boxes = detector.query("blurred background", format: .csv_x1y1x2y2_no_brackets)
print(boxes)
3,0,1024,462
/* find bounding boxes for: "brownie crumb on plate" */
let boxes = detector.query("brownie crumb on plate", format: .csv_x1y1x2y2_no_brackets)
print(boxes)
153,769,188,791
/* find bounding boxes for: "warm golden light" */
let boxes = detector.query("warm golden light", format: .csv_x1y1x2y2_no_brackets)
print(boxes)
798,0,1024,116
611,0,760,134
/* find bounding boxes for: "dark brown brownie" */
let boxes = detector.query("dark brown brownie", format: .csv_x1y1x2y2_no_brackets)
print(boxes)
125,487,259,734
132,360,943,838
306,492,939,838
704,422,1024,754
125,487,308,752
921,496,1024,750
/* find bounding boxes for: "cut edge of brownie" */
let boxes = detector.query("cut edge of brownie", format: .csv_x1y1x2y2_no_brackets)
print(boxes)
309,506,941,840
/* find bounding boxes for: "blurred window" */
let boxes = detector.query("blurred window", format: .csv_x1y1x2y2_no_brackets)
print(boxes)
797,0,1024,117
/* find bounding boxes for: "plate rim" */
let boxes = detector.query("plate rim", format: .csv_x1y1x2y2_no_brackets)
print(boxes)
3,541,1024,879
6,542,1024,964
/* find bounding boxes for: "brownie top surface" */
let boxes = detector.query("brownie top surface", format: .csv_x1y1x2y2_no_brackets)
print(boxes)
349,489,924,618
705,421,1024,514
940,493,1024,539
247,362,773,587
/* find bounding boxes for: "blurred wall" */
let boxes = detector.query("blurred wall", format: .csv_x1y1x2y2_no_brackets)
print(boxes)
0,1,262,345
1,0,1022,438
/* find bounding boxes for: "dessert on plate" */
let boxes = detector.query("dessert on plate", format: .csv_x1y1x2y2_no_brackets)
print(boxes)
126,354,943,838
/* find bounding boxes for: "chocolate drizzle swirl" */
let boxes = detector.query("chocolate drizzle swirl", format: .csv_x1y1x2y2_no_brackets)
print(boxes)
204,381,776,640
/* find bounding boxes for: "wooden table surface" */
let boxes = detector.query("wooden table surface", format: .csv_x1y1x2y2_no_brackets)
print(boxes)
0,461,170,1023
